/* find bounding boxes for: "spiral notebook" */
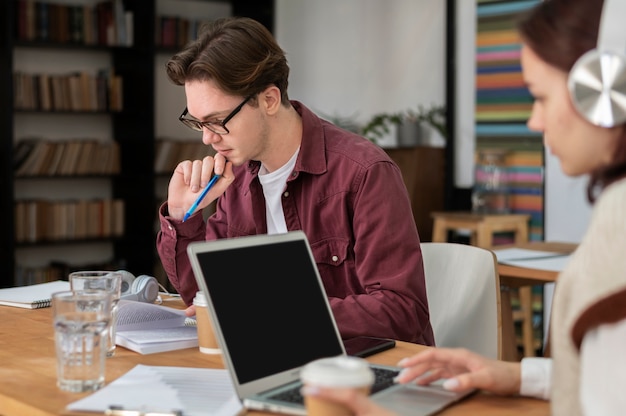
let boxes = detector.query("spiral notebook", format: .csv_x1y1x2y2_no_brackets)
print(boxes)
0,280,70,309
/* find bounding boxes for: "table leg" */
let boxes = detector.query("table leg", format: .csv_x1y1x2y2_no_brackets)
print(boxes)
500,286,518,361
519,286,535,357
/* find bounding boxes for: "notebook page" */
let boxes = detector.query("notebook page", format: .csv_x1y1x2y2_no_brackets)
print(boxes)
0,280,70,309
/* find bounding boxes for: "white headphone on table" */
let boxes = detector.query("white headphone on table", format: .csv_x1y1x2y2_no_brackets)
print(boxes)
117,270,160,303
568,0,626,127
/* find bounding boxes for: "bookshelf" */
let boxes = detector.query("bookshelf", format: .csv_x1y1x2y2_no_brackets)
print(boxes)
1,0,274,288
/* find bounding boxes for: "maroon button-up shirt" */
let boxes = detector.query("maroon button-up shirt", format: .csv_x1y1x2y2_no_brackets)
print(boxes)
157,101,434,345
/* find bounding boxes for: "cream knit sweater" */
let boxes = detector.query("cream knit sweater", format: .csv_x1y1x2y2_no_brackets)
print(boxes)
549,178,626,415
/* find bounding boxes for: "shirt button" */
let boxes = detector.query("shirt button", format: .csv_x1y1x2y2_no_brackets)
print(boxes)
291,171,297,177
168,225,173,230
332,255,339,262
283,191,289,198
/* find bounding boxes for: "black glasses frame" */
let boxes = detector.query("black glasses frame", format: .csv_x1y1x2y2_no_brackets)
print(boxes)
179,94,254,134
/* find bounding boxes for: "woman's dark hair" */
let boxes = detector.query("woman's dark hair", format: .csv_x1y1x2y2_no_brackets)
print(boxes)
517,0,626,201
166,16,290,107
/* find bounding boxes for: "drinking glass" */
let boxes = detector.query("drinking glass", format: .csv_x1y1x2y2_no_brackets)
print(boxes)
69,271,122,357
52,290,112,392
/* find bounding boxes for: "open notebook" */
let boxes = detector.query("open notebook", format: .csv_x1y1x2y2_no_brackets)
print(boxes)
187,231,474,416
0,280,70,309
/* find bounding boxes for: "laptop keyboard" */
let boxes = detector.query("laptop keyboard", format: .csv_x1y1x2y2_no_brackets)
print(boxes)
267,366,400,404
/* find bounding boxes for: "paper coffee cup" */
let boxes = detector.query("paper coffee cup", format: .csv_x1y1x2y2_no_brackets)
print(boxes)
192,291,221,354
300,356,374,416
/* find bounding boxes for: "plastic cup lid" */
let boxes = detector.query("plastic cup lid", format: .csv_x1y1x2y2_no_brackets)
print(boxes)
300,356,375,387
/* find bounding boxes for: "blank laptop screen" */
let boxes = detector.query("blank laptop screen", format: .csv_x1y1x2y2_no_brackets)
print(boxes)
194,237,344,384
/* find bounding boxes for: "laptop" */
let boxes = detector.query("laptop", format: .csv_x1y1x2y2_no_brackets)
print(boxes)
187,231,474,416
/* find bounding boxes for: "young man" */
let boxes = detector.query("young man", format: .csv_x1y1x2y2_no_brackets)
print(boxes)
156,17,434,345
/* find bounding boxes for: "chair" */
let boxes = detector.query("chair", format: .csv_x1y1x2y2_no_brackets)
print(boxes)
421,242,502,359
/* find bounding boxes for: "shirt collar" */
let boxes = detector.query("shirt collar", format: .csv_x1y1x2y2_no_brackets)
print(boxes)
245,100,328,178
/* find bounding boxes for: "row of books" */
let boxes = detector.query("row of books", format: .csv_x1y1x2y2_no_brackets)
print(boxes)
14,139,121,177
155,139,212,174
13,69,123,112
15,198,125,243
15,0,133,47
14,259,124,287
156,16,211,49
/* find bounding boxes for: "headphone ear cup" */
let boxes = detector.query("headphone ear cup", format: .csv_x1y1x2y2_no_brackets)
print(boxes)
568,49,626,127
117,270,136,297
567,0,626,128
130,275,160,303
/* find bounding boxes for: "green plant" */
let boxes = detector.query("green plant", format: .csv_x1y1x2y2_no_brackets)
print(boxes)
361,104,447,143
407,104,447,139
361,112,403,142
318,110,361,134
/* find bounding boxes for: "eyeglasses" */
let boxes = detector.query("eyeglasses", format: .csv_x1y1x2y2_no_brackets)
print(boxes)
179,94,253,135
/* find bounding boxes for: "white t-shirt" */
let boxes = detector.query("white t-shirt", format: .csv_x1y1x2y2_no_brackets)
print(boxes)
258,148,299,235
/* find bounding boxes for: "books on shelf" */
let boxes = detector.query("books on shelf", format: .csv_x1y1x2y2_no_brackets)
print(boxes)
16,0,134,47
13,70,123,112
0,280,70,309
115,300,199,355
14,198,125,243
154,139,212,174
14,139,121,177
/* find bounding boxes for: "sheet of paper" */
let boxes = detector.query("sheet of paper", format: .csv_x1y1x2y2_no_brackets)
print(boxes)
67,364,243,416
116,300,187,331
492,248,570,272
491,248,562,262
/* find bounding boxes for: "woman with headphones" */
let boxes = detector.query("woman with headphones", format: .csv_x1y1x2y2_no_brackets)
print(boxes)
303,0,626,414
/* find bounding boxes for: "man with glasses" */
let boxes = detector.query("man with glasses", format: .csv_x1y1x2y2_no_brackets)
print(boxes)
157,16,434,346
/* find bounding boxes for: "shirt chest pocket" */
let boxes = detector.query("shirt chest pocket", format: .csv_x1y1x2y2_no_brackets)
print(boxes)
310,238,350,267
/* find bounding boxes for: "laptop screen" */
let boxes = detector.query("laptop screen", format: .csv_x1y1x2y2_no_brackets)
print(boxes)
192,233,345,384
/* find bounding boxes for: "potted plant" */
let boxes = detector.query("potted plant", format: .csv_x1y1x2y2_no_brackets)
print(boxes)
361,112,403,144
362,104,447,147
408,104,447,141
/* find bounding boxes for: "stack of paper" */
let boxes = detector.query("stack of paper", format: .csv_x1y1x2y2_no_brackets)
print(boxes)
115,300,198,354
66,365,243,416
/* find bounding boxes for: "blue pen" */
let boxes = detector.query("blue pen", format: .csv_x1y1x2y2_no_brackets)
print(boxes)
182,174,221,222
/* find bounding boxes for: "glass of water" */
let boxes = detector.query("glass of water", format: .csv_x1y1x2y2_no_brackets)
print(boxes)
69,271,122,357
52,290,112,392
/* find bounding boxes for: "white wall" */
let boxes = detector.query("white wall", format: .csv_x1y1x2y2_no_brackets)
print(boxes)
274,0,446,147
542,150,592,344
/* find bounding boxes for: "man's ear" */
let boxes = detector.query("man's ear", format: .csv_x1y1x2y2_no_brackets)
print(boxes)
258,86,281,115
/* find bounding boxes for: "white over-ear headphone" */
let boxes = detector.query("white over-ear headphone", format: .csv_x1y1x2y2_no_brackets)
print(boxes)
118,270,160,303
568,0,626,127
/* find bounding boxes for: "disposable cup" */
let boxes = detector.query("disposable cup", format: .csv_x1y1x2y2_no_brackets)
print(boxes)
300,355,375,416
52,290,112,393
193,291,221,354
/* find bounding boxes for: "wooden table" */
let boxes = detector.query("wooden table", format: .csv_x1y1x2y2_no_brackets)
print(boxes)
431,211,530,248
0,300,549,416
497,242,578,360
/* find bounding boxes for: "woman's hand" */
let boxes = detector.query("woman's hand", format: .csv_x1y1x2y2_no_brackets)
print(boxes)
167,153,234,220
301,347,522,416
396,348,521,396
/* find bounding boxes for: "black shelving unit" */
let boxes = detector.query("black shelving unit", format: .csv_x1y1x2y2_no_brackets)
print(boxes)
1,0,274,288
1,0,156,286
